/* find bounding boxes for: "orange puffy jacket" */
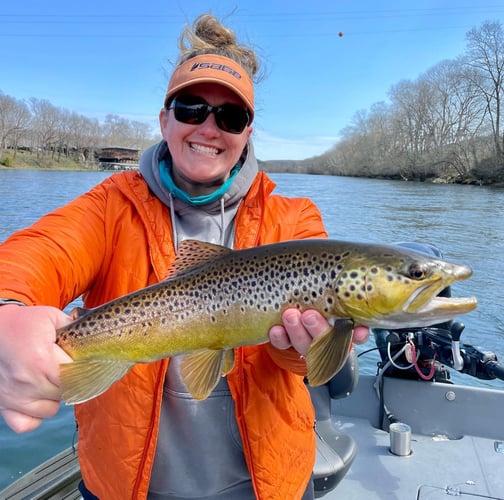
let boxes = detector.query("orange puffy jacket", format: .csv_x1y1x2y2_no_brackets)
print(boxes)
0,170,328,499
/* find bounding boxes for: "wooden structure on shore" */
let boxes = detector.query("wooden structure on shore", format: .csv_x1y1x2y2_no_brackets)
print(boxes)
96,146,140,171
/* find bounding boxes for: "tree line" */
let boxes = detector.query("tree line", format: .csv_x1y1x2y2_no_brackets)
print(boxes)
0,94,161,167
3,20,504,183
265,20,504,185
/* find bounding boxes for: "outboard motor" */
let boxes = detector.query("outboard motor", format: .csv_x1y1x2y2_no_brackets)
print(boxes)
374,242,453,382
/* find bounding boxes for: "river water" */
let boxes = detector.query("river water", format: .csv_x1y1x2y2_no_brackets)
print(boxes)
0,170,503,489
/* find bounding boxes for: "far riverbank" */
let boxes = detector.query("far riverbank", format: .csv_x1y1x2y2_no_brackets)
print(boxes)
0,150,98,171
2,150,503,187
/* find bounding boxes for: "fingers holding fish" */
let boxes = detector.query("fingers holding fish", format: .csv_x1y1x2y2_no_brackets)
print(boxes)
1,401,60,434
268,323,293,351
270,309,369,358
0,305,72,432
1,409,44,434
269,309,305,353
269,309,332,357
352,325,370,345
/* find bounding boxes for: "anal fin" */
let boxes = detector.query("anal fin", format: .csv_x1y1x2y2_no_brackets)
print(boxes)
179,349,229,400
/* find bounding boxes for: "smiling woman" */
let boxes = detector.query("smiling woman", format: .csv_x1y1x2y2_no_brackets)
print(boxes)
0,12,371,500
155,17,258,199
159,82,253,196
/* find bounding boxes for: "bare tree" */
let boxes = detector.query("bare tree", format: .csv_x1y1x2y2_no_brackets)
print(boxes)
418,60,489,178
102,114,134,147
314,21,504,183
29,98,61,157
463,20,504,159
69,113,101,164
0,92,31,155
129,120,154,150
0,89,158,169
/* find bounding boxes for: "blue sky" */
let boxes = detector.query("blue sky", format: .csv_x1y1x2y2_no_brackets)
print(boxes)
2,1,504,160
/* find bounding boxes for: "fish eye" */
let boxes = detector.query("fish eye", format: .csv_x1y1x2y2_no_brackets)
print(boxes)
408,263,428,280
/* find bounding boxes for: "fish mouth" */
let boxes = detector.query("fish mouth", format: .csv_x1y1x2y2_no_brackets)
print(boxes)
403,263,474,314
414,294,477,316
377,294,478,329
369,267,478,329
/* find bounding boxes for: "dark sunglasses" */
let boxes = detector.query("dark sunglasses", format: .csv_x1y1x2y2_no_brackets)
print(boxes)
168,95,251,134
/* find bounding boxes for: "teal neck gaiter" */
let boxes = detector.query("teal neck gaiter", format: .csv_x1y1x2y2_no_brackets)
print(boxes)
159,159,241,206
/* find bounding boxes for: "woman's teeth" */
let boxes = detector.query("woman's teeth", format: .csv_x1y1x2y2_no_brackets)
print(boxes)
190,143,221,155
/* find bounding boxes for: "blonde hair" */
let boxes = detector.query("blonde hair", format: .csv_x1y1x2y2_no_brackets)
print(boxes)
177,14,260,82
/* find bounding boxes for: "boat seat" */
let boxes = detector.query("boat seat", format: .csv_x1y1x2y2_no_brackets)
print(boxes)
309,349,359,497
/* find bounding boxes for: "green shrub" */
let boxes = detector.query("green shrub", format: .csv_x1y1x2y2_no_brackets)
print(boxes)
0,155,14,167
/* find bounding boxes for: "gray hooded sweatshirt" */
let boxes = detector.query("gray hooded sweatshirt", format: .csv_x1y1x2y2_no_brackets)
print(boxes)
140,141,258,499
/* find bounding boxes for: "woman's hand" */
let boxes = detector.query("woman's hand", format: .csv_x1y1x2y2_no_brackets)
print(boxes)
269,309,369,356
0,305,73,433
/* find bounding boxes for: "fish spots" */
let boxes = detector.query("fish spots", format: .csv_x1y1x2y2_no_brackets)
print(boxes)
57,241,371,351
187,246,344,315
54,240,473,370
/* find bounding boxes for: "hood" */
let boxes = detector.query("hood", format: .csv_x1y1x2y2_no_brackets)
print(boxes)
139,140,259,248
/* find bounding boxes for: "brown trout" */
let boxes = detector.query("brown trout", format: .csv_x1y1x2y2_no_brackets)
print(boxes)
56,239,477,404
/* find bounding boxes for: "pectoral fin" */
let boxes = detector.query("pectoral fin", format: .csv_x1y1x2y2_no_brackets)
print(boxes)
305,318,354,386
179,349,231,400
60,359,134,405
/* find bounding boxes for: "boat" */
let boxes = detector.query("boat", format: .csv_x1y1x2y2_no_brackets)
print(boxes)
2,322,503,499
0,446,81,500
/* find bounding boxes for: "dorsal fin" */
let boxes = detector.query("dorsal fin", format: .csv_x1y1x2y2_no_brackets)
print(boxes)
165,239,232,279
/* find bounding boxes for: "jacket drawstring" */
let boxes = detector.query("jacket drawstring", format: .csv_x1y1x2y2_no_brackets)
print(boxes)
220,197,225,247
169,193,178,252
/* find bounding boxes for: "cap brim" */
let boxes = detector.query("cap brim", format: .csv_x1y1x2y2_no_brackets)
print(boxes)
165,55,254,120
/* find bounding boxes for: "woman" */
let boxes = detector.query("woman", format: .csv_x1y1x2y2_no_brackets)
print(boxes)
0,14,367,499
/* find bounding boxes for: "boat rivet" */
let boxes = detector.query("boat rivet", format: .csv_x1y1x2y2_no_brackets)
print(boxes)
445,391,456,401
